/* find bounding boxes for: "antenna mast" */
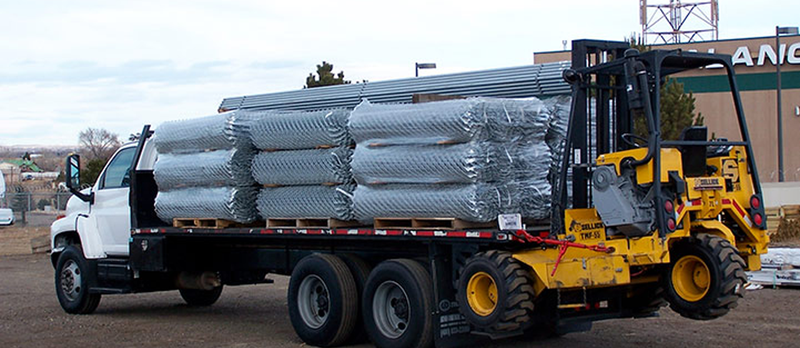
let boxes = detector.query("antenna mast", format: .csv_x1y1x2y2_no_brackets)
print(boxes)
640,0,718,44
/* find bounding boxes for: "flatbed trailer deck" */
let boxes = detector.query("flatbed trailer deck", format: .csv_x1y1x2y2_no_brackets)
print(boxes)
127,225,617,347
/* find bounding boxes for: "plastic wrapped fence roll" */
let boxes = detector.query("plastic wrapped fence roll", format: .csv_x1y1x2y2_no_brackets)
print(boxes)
257,185,355,220
248,109,352,150
154,186,259,223
349,98,551,146
352,184,500,223
485,98,551,142
349,99,488,146
154,149,255,190
544,95,571,179
351,143,510,184
251,147,353,186
153,111,254,153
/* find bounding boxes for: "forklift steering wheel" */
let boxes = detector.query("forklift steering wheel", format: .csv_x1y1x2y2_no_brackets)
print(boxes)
621,133,648,148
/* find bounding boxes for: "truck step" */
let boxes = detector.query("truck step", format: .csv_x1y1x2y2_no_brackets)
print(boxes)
266,218,362,229
172,218,258,229
373,217,495,230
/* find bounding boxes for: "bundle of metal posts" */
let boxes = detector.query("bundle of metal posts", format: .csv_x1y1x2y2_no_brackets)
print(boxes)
218,62,571,112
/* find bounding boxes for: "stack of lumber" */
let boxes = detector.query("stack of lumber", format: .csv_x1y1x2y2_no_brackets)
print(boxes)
747,248,800,287
765,205,800,243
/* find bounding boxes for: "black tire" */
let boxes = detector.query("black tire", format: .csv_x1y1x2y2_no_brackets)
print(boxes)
55,245,101,314
288,253,358,347
626,283,667,317
664,234,747,320
180,286,223,306
339,254,373,344
363,259,434,348
456,250,534,332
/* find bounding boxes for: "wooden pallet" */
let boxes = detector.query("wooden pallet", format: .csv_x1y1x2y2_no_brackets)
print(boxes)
266,218,361,229
373,217,495,230
767,207,785,234
783,205,800,220
172,218,256,229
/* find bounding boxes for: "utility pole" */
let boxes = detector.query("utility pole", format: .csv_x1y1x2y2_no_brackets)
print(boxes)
776,26,799,182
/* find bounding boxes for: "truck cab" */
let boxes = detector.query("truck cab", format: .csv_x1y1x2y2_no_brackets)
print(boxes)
51,140,157,260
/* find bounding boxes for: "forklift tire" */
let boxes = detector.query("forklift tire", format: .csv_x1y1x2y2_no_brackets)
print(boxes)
363,259,434,348
456,250,534,332
664,234,747,320
627,283,668,317
55,245,101,314
179,286,223,306
339,254,373,344
288,254,358,347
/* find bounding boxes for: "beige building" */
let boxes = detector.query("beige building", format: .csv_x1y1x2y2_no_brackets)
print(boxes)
534,35,800,183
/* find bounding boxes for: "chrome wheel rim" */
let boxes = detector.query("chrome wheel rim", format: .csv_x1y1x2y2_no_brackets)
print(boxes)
373,280,410,339
60,260,82,301
297,275,329,329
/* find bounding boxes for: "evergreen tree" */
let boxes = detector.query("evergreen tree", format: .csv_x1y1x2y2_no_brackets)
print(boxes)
627,36,704,140
80,158,108,187
305,61,350,88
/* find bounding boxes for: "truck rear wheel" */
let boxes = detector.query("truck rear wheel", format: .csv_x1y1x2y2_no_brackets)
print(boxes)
339,254,373,344
363,259,434,348
179,286,223,306
55,245,101,314
456,250,534,333
664,234,746,320
288,253,358,347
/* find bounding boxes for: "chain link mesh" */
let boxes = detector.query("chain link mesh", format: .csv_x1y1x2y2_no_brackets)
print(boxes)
352,142,511,184
249,109,352,150
154,149,255,189
155,186,258,223
153,111,254,153
349,98,550,146
257,185,355,220
352,183,500,223
251,147,353,186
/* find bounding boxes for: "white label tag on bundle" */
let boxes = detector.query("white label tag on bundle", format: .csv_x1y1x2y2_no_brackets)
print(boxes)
498,214,522,231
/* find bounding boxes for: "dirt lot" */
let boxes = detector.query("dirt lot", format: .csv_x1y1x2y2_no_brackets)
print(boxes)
0,252,798,348
2,216,799,348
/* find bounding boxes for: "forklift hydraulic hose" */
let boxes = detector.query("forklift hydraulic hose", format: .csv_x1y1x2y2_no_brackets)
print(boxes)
624,60,659,169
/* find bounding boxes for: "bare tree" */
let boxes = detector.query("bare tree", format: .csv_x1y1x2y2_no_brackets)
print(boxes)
78,128,121,160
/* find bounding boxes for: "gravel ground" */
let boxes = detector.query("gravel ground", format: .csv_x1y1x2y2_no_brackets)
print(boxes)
1,253,799,348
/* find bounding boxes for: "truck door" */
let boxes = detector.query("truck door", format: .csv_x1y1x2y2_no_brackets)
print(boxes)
92,147,136,256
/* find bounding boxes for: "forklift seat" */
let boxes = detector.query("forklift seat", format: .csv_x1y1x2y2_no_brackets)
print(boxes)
679,126,707,177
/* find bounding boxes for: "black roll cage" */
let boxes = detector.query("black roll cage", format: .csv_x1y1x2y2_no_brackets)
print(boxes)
551,39,762,236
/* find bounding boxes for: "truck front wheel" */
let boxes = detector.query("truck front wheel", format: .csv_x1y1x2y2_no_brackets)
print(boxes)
55,246,101,314
664,234,746,320
363,259,434,348
179,286,223,306
288,254,358,347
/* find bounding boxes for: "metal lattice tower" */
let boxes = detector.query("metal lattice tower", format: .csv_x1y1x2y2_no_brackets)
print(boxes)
640,0,719,44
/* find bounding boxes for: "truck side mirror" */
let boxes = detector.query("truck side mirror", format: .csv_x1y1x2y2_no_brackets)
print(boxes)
67,154,81,189
65,154,93,203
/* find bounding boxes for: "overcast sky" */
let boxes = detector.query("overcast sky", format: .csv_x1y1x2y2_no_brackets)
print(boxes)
1,0,797,145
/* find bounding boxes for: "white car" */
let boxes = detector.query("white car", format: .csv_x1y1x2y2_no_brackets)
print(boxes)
0,208,14,226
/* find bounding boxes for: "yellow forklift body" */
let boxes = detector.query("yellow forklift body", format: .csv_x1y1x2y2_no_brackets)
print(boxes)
513,146,768,293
